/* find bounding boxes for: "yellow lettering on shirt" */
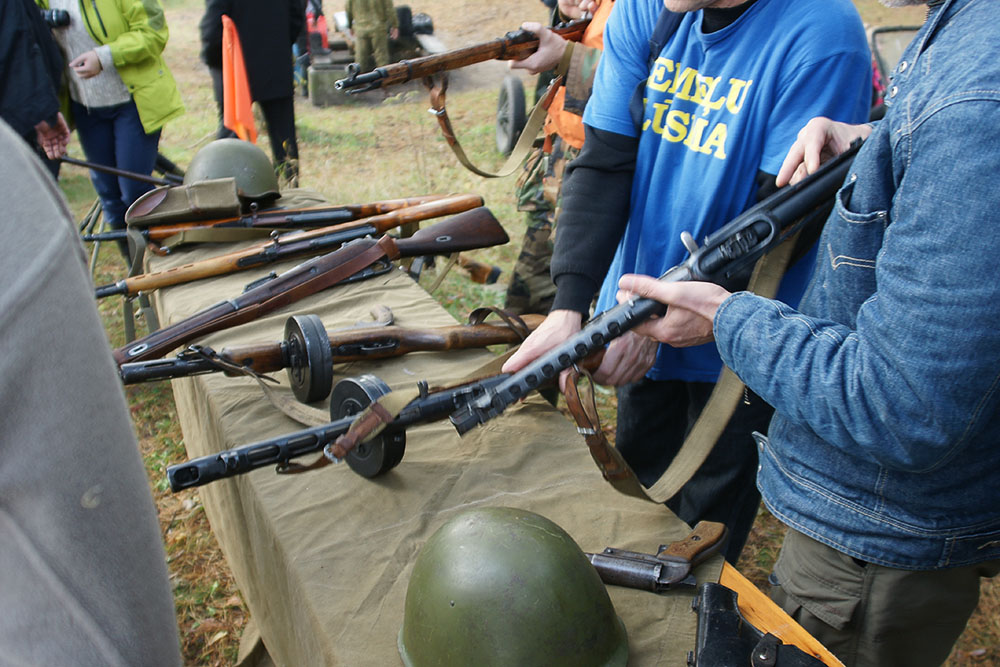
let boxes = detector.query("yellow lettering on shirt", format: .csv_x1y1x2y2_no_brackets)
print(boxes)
642,58,752,161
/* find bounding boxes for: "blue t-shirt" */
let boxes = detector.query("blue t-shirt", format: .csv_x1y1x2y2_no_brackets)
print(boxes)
585,0,872,382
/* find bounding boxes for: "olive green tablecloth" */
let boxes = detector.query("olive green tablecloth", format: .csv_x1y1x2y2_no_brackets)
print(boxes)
146,245,721,666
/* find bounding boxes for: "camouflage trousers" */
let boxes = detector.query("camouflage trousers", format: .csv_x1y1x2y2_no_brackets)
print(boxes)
354,28,391,72
503,138,580,316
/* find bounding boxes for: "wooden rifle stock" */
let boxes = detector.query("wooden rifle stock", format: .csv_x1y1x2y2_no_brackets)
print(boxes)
82,195,448,244
94,194,484,298
335,18,590,93
120,314,545,384
111,207,510,364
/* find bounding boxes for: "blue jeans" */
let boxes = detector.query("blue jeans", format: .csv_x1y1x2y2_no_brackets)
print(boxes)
615,378,773,564
71,99,160,255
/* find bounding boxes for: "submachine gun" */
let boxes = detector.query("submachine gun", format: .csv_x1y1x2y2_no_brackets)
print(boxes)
165,143,860,491
448,141,862,435
120,311,544,403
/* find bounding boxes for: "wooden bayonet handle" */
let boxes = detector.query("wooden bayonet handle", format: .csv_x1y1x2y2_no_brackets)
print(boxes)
658,521,728,568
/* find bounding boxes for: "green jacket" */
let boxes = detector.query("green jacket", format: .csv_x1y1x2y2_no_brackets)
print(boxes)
38,0,184,133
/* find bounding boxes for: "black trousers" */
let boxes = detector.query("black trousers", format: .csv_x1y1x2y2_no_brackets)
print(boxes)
209,66,299,187
615,377,774,564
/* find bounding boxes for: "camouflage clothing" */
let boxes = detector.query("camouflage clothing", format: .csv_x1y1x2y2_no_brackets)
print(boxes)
502,8,607,317
503,138,580,316
346,0,397,71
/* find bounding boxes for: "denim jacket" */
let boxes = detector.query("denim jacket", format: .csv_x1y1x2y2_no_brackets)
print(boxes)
713,0,1000,569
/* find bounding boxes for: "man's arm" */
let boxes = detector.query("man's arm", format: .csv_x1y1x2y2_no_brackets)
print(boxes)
0,0,64,138
502,124,637,378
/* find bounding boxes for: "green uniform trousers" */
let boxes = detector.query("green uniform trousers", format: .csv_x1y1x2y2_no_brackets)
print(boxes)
769,527,1000,667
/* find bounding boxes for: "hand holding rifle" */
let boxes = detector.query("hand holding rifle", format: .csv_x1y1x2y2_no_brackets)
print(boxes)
511,0,597,75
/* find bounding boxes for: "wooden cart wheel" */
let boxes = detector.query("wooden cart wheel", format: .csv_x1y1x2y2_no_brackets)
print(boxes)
496,74,527,156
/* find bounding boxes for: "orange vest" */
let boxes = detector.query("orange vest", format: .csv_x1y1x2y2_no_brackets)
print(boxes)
543,0,613,150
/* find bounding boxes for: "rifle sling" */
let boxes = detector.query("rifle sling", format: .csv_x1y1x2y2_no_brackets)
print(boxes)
425,67,566,178
562,232,801,505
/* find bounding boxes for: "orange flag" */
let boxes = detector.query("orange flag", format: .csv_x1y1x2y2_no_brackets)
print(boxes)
221,14,257,143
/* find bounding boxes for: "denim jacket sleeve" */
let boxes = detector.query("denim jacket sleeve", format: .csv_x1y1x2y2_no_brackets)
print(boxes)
714,97,1000,473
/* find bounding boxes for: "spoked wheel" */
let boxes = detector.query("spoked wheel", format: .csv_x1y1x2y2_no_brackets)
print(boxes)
496,74,527,156
329,374,406,478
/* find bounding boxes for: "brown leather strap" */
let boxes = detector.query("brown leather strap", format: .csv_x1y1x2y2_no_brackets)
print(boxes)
425,72,564,178
562,367,652,502
276,384,420,475
467,306,531,342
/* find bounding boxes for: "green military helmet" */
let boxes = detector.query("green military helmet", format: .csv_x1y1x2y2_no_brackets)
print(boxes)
398,506,629,667
184,138,280,202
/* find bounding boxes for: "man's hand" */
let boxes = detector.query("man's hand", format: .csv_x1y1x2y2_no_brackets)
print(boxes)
776,117,873,187
389,26,399,40
34,113,70,160
69,51,102,79
503,309,583,373
616,274,730,348
592,330,657,386
510,22,569,75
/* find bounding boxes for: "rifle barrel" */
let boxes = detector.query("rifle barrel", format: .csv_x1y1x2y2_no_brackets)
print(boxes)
60,155,176,186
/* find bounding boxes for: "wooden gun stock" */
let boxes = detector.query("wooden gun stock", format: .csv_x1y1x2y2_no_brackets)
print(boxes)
111,207,509,365
335,18,590,92
95,194,484,298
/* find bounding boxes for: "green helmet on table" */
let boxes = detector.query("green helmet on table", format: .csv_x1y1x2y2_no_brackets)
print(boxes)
184,138,280,203
398,506,629,666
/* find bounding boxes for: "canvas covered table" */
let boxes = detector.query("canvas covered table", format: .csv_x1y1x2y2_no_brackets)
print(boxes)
143,240,836,666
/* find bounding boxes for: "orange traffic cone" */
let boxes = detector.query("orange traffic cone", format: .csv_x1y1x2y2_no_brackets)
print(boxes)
222,14,257,143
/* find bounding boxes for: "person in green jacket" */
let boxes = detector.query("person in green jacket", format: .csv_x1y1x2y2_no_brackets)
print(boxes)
345,0,398,72
40,0,184,260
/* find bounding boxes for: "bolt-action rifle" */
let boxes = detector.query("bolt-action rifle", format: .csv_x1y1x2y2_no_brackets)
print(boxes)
94,194,484,299
111,206,509,365
334,18,590,93
119,311,545,403
81,194,448,247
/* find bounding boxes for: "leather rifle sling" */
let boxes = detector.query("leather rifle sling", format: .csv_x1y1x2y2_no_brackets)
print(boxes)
424,47,571,179
561,232,801,504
